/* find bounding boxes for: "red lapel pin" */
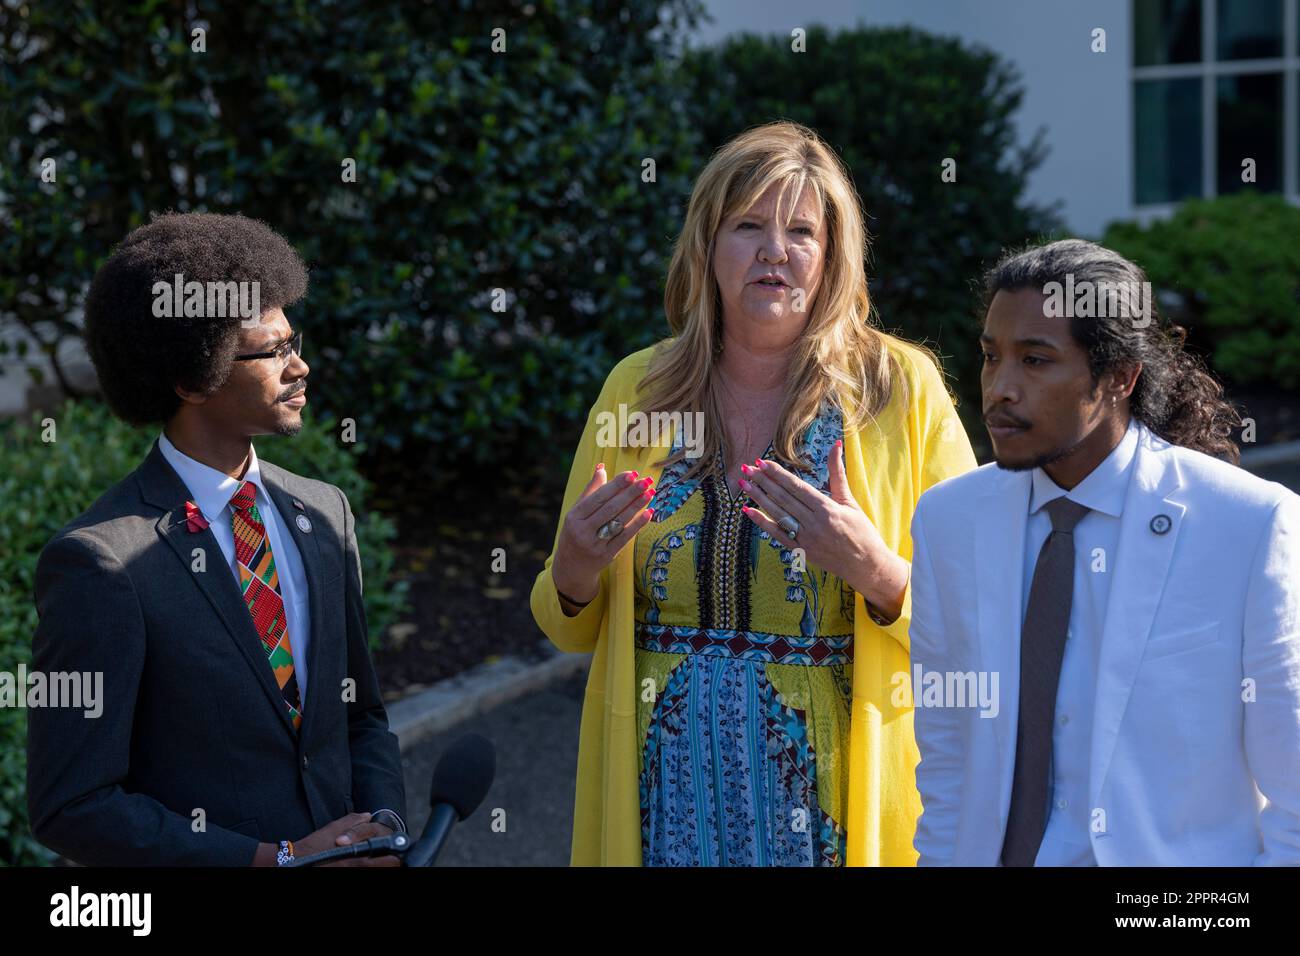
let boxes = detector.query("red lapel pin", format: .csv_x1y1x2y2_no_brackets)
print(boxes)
184,501,209,533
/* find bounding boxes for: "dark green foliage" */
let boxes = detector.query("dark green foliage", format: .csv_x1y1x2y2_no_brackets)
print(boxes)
1103,194,1300,389
0,0,709,473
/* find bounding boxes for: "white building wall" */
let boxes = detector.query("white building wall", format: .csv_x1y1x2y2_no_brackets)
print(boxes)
693,0,1135,237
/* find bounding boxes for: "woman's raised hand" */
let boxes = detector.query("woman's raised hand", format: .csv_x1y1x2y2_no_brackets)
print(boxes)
551,464,656,608
737,439,908,620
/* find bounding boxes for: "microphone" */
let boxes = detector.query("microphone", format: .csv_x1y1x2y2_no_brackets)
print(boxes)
403,733,496,868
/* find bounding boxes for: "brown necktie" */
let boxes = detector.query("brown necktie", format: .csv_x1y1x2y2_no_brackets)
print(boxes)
1001,496,1091,867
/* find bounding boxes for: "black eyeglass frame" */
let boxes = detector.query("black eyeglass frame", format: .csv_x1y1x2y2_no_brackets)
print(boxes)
234,330,303,363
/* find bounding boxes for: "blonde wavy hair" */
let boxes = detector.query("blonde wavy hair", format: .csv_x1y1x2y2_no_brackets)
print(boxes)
636,120,905,480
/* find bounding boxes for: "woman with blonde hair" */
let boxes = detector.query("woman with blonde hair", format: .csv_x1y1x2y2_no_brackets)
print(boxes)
530,121,976,866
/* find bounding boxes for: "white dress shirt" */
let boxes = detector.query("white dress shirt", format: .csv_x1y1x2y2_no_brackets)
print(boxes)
158,431,312,704
1022,418,1141,866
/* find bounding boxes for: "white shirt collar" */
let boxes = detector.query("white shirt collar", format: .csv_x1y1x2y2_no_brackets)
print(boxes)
158,431,266,522
1029,418,1142,519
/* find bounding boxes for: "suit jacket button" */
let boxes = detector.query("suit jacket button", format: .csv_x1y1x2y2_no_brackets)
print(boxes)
302,755,309,770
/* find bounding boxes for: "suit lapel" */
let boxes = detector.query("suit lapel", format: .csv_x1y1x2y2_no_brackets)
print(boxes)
974,468,1031,768
140,441,300,741
259,464,328,747
1089,433,1185,809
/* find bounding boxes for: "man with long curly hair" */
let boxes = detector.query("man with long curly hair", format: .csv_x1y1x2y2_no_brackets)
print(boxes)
910,238,1300,866
26,212,406,866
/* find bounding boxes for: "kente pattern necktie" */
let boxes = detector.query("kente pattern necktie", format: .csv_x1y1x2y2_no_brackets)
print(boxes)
229,480,302,730
1001,496,1091,867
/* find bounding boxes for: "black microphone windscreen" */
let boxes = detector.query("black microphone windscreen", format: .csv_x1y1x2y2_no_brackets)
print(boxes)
429,733,496,820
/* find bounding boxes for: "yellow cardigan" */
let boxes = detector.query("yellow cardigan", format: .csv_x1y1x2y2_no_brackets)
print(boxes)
529,335,977,865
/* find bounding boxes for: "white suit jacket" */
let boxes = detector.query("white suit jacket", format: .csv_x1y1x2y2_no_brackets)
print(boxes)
909,425,1300,866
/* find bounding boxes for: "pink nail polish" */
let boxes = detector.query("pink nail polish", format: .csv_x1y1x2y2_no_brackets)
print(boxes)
631,470,639,478
739,478,750,490
645,508,655,519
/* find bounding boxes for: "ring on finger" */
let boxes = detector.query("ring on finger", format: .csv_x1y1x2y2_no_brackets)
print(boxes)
777,514,800,540
597,518,623,541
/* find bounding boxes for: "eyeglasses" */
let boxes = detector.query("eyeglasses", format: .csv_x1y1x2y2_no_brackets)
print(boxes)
234,330,303,367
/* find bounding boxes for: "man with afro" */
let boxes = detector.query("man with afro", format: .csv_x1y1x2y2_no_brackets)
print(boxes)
26,212,408,866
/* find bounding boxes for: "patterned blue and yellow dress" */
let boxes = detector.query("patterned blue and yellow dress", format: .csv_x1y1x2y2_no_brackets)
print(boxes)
634,402,855,866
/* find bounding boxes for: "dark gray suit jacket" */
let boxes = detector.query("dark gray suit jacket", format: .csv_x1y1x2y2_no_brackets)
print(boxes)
26,439,406,865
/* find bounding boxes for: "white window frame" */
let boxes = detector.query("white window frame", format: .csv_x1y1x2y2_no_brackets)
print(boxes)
1132,0,1299,213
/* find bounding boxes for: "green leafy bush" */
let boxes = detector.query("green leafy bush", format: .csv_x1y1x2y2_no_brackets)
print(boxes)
0,400,406,865
0,0,708,479
679,25,1060,417
1102,194,1300,389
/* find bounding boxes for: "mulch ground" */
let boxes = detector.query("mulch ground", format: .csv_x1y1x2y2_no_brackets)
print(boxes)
368,453,571,702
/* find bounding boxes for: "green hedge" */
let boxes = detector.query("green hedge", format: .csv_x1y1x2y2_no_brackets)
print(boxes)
1101,193,1300,389
0,400,407,865
1,8,1062,477
0,0,708,479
